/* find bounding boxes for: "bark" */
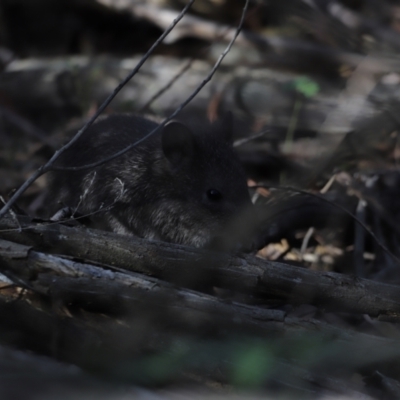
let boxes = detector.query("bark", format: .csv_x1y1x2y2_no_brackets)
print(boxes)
1,214,400,316
0,236,395,397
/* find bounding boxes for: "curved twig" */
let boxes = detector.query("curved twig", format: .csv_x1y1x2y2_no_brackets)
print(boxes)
51,0,250,172
0,0,196,220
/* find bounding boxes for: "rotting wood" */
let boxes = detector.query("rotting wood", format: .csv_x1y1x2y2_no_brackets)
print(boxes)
1,214,400,316
0,237,397,358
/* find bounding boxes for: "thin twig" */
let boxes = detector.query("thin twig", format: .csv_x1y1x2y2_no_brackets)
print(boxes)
234,129,270,147
50,0,249,172
138,59,194,113
0,0,196,220
138,2,255,113
254,184,400,266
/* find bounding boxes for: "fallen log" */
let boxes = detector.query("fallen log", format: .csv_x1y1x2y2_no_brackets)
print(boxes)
0,236,399,395
1,214,400,316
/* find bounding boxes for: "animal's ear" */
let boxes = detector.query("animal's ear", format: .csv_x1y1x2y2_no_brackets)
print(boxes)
215,111,233,144
161,121,194,167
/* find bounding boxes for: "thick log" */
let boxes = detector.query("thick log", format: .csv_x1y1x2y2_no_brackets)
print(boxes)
1,237,399,386
1,214,400,316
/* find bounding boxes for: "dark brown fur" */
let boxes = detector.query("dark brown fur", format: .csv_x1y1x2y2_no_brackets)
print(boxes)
48,114,253,248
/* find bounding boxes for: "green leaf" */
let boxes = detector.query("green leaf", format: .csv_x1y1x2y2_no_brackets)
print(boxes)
293,76,320,98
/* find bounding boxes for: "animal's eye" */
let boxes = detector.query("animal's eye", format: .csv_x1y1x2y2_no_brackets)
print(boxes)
207,189,222,201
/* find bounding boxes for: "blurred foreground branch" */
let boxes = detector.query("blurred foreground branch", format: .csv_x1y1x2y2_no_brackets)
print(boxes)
0,233,398,396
